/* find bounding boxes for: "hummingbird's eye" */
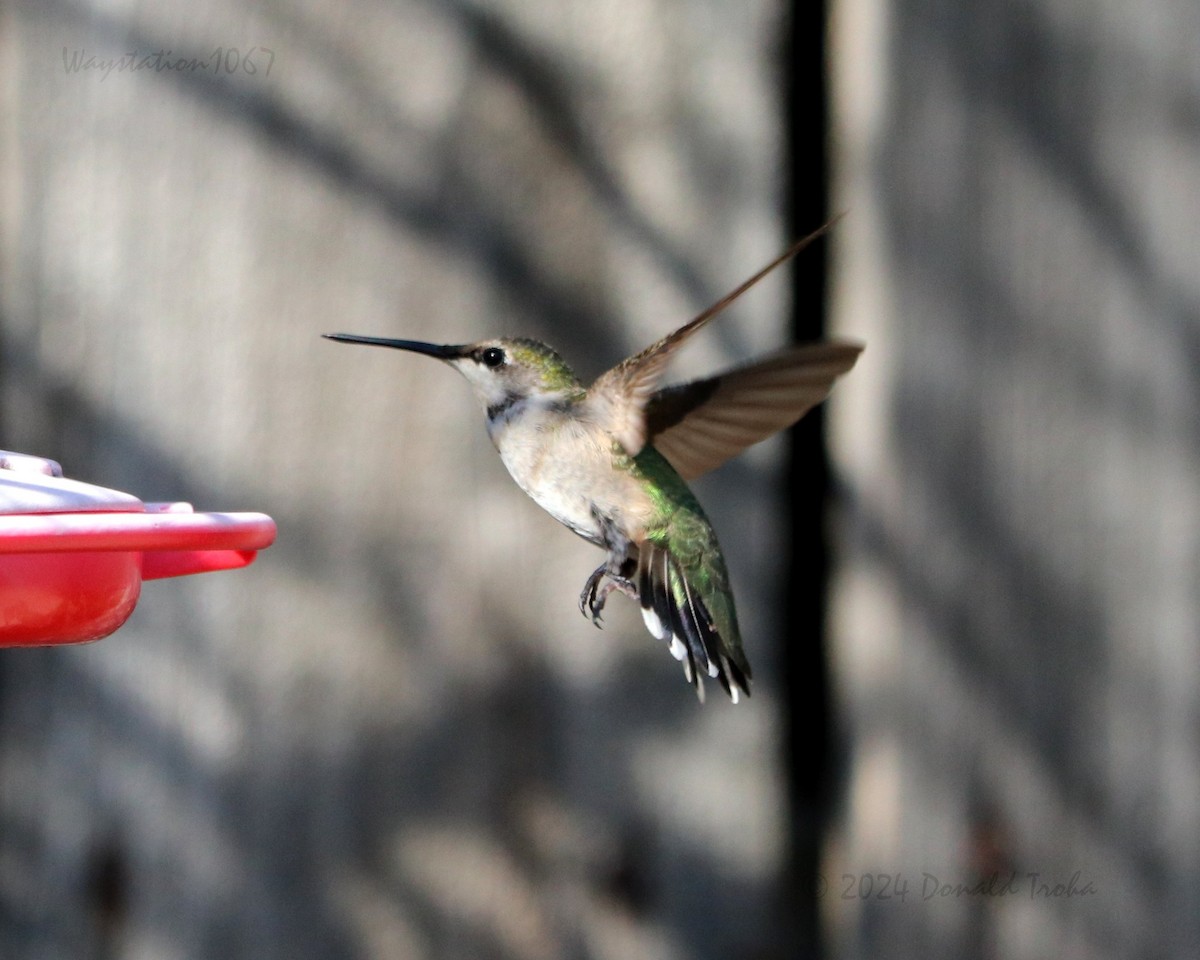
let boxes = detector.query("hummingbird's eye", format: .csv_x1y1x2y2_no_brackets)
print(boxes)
481,347,506,368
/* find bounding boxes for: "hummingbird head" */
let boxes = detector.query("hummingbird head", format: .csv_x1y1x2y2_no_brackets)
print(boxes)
323,334,583,418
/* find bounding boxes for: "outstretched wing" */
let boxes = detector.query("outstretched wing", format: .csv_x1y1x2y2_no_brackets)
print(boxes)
644,341,863,481
588,223,840,456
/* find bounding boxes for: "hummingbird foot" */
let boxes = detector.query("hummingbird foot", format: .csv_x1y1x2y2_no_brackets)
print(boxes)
579,564,608,625
579,561,637,627
578,507,640,625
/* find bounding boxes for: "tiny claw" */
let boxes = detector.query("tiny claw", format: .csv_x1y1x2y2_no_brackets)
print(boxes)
579,564,607,622
578,558,638,628
588,580,616,627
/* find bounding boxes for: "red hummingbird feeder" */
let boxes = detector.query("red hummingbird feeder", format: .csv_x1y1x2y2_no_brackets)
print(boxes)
0,450,276,646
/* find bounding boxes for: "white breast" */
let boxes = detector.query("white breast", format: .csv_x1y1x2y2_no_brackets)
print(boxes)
488,401,647,544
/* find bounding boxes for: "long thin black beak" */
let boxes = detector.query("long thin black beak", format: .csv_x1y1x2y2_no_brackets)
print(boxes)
322,333,466,360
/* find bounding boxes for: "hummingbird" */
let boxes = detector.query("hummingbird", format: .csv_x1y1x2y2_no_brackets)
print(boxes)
324,230,862,701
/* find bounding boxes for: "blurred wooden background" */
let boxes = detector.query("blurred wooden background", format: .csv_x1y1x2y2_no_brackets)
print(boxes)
827,0,1200,956
3,0,1198,958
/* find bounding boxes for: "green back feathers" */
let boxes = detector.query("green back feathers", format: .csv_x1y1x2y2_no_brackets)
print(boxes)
626,445,742,654
626,444,706,528
507,339,584,395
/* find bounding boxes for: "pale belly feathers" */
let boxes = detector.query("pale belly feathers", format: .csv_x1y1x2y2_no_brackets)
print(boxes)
490,407,655,546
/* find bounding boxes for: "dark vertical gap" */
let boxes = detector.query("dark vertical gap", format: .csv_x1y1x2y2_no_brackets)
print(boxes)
85,837,130,960
781,1,832,958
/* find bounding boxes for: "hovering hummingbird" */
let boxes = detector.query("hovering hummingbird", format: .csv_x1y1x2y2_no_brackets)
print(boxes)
325,230,861,701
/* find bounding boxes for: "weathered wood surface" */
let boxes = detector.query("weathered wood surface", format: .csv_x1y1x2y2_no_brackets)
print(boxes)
828,0,1200,956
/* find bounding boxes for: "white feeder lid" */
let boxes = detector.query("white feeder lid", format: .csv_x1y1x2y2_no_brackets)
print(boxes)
0,451,143,515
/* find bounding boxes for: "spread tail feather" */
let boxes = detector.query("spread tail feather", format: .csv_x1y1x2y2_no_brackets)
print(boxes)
635,541,751,702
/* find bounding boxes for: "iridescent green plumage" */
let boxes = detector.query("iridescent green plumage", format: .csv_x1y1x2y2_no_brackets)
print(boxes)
507,339,584,395
621,444,750,700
